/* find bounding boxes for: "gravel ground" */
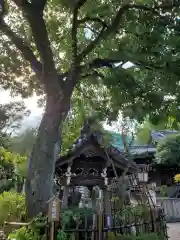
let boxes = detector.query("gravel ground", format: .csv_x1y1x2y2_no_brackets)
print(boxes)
167,223,180,240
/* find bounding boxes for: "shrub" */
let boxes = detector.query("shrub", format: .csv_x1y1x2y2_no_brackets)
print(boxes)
0,191,26,227
8,226,42,240
8,215,47,240
160,185,168,197
156,134,180,166
0,147,27,193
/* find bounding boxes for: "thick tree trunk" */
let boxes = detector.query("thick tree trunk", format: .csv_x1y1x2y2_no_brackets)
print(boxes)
25,91,70,218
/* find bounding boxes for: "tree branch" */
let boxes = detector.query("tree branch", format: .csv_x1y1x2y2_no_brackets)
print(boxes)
78,24,107,62
71,7,79,66
62,0,88,92
77,16,108,28
12,0,47,12
88,58,120,69
11,1,56,77
29,0,47,12
81,70,105,79
74,0,87,9
0,20,42,77
59,57,122,81
71,0,87,66
24,7,56,76
78,1,180,61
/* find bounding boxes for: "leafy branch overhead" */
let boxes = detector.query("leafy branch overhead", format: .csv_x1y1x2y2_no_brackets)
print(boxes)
0,1,180,99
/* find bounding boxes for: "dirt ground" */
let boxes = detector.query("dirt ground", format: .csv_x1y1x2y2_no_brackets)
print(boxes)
167,223,180,240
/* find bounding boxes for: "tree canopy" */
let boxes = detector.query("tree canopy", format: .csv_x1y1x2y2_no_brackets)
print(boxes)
1,1,180,121
156,134,180,166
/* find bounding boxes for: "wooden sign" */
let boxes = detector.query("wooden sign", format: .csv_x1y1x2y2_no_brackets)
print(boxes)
47,196,61,222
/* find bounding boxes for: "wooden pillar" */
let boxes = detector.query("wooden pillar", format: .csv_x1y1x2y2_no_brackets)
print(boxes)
62,186,69,208
62,165,72,208
90,188,97,240
103,187,111,215
91,189,97,211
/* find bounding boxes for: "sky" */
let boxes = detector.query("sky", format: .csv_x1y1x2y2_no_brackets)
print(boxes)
0,88,43,130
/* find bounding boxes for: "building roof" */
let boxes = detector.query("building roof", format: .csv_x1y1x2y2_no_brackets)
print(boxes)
110,131,132,150
55,129,138,173
56,125,178,173
151,130,178,142
55,120,139,177
55,124,140,187
111,130,179,158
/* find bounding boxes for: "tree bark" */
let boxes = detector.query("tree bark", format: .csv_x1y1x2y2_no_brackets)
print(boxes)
25,88,70,218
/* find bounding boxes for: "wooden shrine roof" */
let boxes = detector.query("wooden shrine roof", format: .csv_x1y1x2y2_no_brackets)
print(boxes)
55,126,138,174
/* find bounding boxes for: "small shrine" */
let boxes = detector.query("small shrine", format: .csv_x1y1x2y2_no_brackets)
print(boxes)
55,120,138,210
54,122,168,240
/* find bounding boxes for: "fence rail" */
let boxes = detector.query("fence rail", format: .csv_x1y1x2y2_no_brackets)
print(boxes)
4,208,168,240
157,197,180,223
59,207,168,240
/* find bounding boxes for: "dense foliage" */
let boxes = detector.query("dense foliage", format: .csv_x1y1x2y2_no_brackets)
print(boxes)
156,134,180,166
0,191,26,227
0,101,30,148
1,1,180,120
8,214,47,240
0,147,27,193
9,128,37,155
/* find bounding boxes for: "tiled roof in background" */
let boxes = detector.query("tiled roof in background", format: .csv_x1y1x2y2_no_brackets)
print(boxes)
151,130,178,142
110,130,179,157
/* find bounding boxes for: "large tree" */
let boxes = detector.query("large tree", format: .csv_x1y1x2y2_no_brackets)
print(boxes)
1,0,180,216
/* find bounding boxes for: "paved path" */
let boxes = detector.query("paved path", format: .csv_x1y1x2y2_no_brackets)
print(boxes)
167,223,180,240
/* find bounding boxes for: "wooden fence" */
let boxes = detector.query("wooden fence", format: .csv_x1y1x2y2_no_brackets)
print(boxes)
157,197,180,223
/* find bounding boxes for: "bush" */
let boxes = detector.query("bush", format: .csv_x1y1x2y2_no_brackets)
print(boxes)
160,185,168,197
0,147,27,193
0,191,26,227
8,226,43,240
8,215,47,240
8,227,36,240
0,147,14,180
156,134,180,166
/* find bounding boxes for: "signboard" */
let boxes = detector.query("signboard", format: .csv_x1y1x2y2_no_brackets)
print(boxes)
47,196,61,221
